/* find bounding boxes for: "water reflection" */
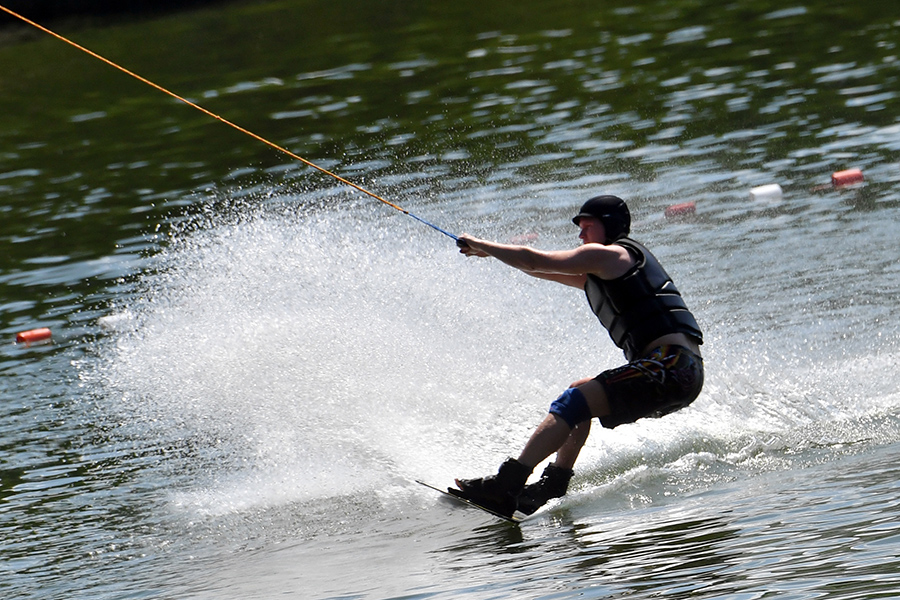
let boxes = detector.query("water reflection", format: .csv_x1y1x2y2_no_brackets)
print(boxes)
569,512,744,596
431,501,745,598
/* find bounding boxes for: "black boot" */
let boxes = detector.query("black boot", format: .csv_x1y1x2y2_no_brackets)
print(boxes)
516,464,573,515
450,458,532,518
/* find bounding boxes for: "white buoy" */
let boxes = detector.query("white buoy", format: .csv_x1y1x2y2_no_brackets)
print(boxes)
749,183,783,202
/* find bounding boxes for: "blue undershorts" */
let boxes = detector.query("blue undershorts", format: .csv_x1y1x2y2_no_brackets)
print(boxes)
549,387,591,429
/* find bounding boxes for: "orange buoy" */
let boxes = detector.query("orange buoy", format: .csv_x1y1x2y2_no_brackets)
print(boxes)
665,202,696,218
510,232,539,245
832,168,864,187
15,327,52,345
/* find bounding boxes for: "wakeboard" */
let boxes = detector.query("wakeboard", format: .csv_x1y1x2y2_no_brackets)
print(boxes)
416,480,526,523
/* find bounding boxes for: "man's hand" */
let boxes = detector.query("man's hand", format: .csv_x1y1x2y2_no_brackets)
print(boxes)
457,234,490,257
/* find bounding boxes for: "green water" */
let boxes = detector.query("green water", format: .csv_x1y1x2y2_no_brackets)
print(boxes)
2,1,900,599
2,1,897,271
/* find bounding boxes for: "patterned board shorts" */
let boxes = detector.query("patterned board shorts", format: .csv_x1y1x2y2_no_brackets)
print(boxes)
595,345,704,429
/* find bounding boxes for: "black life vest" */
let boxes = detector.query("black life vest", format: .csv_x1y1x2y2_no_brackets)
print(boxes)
584,238,703,360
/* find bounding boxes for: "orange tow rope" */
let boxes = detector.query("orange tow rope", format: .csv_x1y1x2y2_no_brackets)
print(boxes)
0,4,459,241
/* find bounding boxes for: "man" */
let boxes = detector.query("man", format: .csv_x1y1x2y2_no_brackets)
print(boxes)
451,195,704,518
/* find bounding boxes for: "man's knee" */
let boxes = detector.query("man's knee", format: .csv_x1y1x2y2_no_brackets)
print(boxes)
549,387,592,428
577,379,610,418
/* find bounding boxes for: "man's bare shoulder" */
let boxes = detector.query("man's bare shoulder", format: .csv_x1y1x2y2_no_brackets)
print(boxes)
573,242,635,279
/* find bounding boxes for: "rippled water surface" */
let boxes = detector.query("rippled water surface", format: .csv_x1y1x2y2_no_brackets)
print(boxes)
1,1,899,598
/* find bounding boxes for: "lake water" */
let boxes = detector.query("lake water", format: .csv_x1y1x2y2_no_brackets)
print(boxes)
2,1,900,598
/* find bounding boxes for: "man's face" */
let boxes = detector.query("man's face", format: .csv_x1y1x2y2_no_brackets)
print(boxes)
577,217,607,245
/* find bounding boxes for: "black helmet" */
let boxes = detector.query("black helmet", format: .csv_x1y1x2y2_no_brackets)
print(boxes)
572,195,630,242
